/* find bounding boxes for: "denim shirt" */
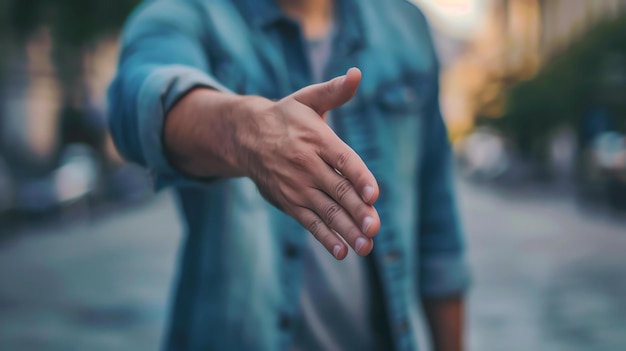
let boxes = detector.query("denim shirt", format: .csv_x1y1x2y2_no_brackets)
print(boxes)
108,0,470,350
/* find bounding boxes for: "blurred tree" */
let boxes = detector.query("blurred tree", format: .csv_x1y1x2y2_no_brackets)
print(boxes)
479,15,626,162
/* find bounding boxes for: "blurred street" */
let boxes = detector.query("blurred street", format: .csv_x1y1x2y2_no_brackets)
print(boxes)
0,179,625,351
0,197,182,351
464,181,626,351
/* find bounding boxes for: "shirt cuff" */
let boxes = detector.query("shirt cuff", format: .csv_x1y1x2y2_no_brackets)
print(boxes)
419,253,471,298
136,65,230,189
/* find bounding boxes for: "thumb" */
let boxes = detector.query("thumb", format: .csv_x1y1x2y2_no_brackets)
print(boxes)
291,67,361,116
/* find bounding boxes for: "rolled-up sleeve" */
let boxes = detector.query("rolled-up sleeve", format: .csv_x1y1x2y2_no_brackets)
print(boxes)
418,67,471,299
107,0,229,188
418,93,471,298
418,27,470,298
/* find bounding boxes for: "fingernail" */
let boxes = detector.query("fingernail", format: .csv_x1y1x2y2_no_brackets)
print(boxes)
362,216,373,234
362,185,374,202
355,237,367,255
333,245,342,259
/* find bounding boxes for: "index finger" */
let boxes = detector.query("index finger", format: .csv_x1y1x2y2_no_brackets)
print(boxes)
319,138,379,205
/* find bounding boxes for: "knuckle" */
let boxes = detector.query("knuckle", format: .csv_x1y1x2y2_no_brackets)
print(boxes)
324,81,336,97
322,202,342,226
291,151,314,171
334,151,352,171
301,128,324,145
307,217,324,236
333,178,354,203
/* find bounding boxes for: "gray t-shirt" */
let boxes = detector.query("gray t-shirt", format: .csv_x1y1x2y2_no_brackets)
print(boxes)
291,32,382,351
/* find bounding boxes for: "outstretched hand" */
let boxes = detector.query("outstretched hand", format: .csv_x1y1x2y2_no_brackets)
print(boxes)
238,68,380,259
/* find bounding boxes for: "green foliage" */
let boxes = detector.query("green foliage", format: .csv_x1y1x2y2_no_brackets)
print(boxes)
7,0,141,44
480,15,626,159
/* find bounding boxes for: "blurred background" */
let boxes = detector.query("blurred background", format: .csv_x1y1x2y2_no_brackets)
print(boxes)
0,0,625,350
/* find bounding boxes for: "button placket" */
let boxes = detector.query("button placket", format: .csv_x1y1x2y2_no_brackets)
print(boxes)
284,243,300,259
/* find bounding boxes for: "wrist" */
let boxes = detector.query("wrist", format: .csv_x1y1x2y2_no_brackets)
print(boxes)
228,95,276,178
164,88,253,178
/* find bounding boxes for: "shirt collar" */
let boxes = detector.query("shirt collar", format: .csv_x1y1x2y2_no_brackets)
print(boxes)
234,0,284,28
334,0,367,55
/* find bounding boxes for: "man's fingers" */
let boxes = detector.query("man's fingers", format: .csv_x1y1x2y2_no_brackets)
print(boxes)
314,164,381,238
293,207,348,260
291,67,362,116
306,190,374,256
319,141,379,205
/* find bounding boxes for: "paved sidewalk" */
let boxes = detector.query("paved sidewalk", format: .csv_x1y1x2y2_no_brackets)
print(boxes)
0,180,625,350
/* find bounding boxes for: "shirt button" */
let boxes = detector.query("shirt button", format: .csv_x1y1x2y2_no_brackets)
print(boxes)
279,314,292,330
284,243,300,259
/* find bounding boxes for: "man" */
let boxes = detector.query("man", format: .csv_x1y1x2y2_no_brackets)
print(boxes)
109,0,470,350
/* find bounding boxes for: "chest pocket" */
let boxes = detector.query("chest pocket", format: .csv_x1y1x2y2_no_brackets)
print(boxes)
374,72,432,118
370,72,435,178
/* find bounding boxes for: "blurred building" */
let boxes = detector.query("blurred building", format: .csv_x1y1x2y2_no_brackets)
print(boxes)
417,0,626,139
414,0,542,139
0,28,121,170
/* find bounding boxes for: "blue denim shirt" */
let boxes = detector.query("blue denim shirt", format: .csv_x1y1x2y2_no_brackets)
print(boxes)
108,0,470,350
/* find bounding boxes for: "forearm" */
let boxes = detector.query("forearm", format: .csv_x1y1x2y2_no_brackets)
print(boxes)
422,296,465,351
164,88,269,178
